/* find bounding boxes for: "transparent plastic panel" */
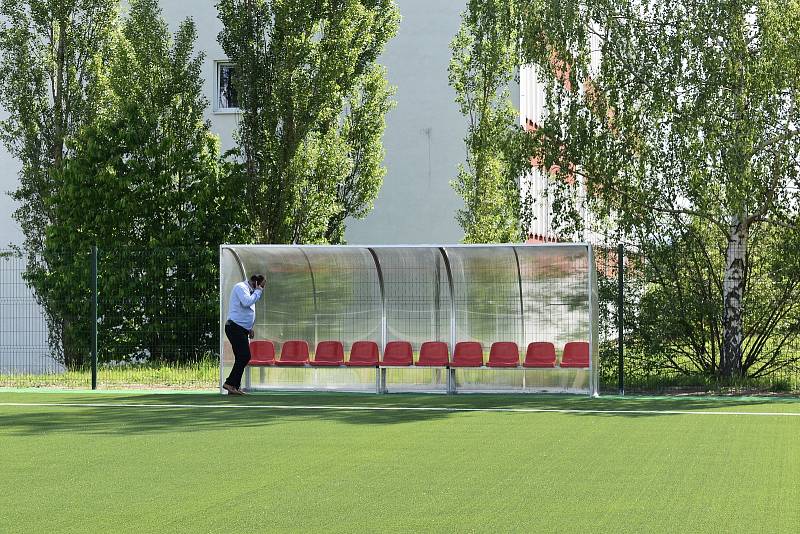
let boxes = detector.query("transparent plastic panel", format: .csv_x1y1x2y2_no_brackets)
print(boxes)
223,246,382,391
516,244,591,393
589,245,600,395
515,245,591,352
220,248,245,375
302,247,382,351
374,247,453,392
454,368,590,393
447,244,593,393
444,246,522,350
233,246,315,347
373,247,452,349
382,367,449,393
220,244,597,395
246,366,379,392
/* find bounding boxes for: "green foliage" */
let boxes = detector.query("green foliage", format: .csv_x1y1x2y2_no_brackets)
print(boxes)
215,0,399,244
628,221,800,377
0,0,118,367
449,2,533,243
523,0,800,377
0,358,219,389
37,0,246,366
455,0,800,378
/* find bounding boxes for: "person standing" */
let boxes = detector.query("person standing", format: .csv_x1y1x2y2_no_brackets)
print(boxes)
223,273,265,395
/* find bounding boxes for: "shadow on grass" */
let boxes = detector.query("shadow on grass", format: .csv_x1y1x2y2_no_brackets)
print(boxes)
1,391,798,437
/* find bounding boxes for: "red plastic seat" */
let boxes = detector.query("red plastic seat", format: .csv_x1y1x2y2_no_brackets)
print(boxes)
450,342,483,367
381,341,413,366
487,342,520,367
310,341,344,366
417,341,449,366
560,341,590,368
523,342,556,368
274,340,309,366
248,340,275,366
345,341,380,367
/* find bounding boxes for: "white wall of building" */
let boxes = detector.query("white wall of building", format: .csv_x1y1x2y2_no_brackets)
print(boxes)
519,65,555,241
0,107,22,247
344,0,467,244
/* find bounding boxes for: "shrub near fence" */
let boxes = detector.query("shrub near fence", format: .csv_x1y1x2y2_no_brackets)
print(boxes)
593,242,800,394
95,247,219,389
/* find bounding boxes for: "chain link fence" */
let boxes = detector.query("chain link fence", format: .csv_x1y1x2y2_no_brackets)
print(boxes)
0,247,217,390
0,250,91,388
593,241,800,394
2,244,798,393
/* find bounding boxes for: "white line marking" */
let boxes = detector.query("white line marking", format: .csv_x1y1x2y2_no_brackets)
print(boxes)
0,402,799,417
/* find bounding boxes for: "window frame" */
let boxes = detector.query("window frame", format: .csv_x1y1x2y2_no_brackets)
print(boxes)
214,61,240,114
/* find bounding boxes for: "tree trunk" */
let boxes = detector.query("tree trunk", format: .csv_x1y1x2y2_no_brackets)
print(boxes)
60,317,85,370
721,215,747,378
53,18,67,166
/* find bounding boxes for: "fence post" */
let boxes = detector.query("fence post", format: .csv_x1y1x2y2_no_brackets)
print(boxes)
617,243,624,395
91,246,98,390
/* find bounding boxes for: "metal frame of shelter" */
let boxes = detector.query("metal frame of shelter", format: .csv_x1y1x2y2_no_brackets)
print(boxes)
220,244,599,396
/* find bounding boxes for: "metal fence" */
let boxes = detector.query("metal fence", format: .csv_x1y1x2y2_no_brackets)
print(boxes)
1,244,798,393
593,242,800,394
0,247,217,390
0,251,87,387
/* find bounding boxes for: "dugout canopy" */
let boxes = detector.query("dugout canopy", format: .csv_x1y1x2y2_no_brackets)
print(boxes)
220,244,599,395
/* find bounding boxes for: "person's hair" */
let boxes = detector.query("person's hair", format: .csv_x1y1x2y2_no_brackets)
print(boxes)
250,274,265,285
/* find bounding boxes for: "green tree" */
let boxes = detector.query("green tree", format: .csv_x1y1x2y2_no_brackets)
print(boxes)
216,0,399,244
525,0,800,379
449,1,533,244
41,0,245,365
455,0,800,379
626,218,800,380
0,0,118,367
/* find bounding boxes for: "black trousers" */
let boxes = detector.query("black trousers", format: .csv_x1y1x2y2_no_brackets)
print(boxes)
224,321,251,389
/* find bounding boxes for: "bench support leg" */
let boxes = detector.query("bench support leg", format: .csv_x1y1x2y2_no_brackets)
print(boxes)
379,368,388,393
447,368,456,394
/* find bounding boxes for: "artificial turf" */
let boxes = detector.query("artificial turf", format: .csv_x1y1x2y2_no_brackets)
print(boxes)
0,391,798,533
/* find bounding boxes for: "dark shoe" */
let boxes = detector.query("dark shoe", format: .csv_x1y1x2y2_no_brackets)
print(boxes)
223,383,243,395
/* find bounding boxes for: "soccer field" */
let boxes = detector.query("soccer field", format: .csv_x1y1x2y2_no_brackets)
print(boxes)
1,392,798,533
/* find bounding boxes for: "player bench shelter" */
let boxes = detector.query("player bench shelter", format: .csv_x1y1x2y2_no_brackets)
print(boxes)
220,244,599,395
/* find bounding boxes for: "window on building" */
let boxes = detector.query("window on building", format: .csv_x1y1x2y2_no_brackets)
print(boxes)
217,63,239,111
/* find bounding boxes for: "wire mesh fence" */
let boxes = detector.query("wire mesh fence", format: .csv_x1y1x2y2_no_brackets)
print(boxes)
0,247,218,390
0,250,91,388
593,240,800,394
95,247,218,389
1,243,799,392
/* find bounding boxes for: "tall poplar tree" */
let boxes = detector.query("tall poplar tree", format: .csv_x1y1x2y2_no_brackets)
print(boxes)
216,0,400,244
0,0,118,366
43,0,244,365
448,1,532,243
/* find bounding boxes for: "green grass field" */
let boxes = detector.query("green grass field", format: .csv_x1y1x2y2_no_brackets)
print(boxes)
1,391,799,533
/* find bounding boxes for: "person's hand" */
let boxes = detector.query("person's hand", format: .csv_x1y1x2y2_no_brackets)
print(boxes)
258,279,266,289
248,329,255,339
